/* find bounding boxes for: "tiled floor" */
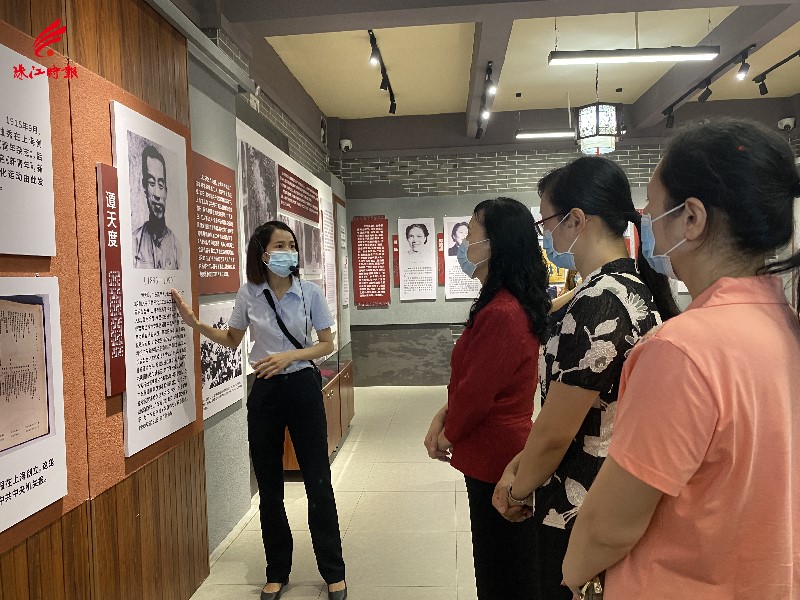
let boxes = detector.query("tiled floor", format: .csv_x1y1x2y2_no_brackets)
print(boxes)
191,386,478,600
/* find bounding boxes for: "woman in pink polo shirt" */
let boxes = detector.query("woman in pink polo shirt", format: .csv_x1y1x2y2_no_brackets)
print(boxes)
563,118,800,599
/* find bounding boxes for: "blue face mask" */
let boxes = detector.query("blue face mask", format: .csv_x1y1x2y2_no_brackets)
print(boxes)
541,214,580,271
264,251,299,278
640,203,686,280
457,238,488,278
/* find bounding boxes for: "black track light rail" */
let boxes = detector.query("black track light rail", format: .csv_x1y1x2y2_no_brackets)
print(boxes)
368,29,397,115
752,49,800,83
662,44,756,121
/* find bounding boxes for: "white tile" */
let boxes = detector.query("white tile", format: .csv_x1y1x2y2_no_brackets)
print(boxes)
365,462,456,492
455,476,467,492
284,491,363,532
342,423,390,443
455,492,471,532
204,530,266,585
348,492,456,532
332,442,382,465
342,531,457,587
283,584,325,599
381,420,431,444
190,583,263,599
458,587,478,600
330,462,374,492
344,587,457,600
375,442,432,463
456,532,476,589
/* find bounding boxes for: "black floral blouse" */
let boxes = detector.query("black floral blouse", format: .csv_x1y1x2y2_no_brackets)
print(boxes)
535,258,662,530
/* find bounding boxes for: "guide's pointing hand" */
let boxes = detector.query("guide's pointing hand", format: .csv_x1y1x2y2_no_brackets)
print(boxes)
171,288,197,328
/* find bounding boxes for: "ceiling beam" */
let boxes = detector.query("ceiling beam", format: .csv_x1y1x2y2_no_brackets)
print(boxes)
465,18,514,138
222,0,788,35
629,3,800,129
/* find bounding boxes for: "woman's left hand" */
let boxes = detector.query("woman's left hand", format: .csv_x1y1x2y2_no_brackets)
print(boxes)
252,351,297,379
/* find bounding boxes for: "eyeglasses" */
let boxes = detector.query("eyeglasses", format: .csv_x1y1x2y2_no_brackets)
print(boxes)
533,213,563,236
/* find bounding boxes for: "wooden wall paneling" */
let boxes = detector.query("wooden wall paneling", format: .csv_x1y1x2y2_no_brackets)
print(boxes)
0,18,90,557
89,490,121,599
67,0,98,73
26,520,66,600
195,433,210,589
0,543,29,600
174,443,190,600
97,0,122,84
136,460,162,600
172,24,189,128
119,0,141,95
157,452,177,600
29,0,67,57
60,504,91,600
115,476,143,600
0,0,32,33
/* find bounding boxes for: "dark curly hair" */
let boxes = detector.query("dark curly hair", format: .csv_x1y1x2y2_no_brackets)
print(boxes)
466,197,551,338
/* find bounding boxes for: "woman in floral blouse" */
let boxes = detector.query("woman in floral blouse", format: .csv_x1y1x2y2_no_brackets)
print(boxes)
492,156,680,599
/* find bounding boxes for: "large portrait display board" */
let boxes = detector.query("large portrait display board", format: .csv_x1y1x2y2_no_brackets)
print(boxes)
0,277,66,533
398,217,437,301
111,102,196,457
443,216,481,300
352,216,390,307
199,301,243,420
0,43,56,256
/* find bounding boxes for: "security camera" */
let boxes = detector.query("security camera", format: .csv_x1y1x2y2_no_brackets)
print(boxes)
339,139,353,152
778,118,796,131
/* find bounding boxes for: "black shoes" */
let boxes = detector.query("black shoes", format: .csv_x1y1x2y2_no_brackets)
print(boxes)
260,579,288,600
328,583,347,600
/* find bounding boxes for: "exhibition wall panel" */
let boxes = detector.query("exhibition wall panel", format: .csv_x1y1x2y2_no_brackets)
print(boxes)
0,19,90,557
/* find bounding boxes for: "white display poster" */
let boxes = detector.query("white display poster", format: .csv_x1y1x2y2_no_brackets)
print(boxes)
443,216,481,300
341,254,350,308
398,218,437,300
0,44,56,256
111,102,196,457
320,196,338,318
199,302,243,420
0,277,66,533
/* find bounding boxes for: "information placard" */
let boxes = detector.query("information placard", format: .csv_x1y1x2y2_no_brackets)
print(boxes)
352,216,390,307
193,152,240,295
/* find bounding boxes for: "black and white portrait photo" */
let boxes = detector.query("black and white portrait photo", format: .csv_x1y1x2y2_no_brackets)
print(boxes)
128,132,181,270
240,140,278,239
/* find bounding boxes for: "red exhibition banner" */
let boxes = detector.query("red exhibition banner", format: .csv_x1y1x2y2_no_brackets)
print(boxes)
278,165,320,223
96,163,126,397
192,152,240,295
437,233,445,285
352,215,390,306
392,235,400,287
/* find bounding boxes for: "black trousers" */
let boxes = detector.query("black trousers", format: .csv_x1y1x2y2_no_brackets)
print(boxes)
532,521,573,600
247,368,345,584
464,476,537,600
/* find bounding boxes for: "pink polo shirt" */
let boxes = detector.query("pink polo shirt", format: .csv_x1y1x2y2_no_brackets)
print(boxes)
606,276,800,599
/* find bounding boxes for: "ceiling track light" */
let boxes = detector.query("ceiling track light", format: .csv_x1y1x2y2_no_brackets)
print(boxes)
367,29,397,115
736,51,750,81
661,44,756,128
751,49,800,96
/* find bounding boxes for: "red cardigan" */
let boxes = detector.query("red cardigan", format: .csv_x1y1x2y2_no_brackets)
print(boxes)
445,290,540,483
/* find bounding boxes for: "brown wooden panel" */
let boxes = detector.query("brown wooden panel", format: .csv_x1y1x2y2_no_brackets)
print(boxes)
195,433,210,590
27,519,66,600
29,0,67,57
115,476,143,600
96,0,121,84
174,443,189,599
66,0,98,73
137,461,162,600
60,504,91,600
0,0,32,34
89,489,121,599
0,543,28,600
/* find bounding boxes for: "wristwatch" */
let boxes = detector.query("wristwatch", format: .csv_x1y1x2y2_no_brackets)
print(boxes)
507,484,533,507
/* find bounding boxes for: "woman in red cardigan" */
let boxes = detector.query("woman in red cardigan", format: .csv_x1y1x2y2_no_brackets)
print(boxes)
424,197,551,600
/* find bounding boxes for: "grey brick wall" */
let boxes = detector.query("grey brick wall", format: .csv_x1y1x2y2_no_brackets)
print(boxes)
790,133,800,158
337,145,663,196
203,28,329,176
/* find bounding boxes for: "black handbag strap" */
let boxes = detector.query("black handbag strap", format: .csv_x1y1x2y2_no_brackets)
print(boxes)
263,288,305,351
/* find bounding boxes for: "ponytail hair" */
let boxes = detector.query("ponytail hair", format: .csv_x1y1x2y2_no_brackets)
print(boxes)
541,156,680,320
